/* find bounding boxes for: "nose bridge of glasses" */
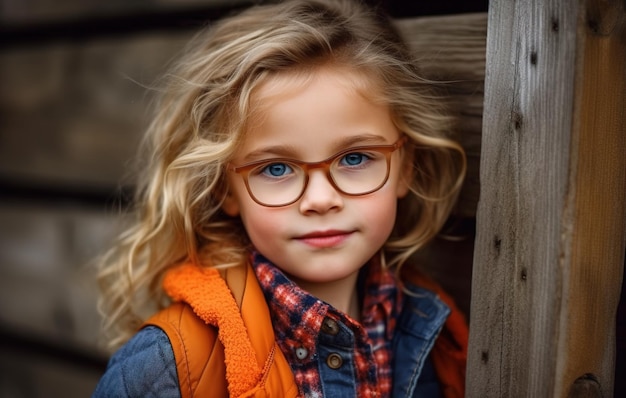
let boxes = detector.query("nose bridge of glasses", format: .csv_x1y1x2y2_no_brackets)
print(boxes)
299,156,335,173
299,157,342,196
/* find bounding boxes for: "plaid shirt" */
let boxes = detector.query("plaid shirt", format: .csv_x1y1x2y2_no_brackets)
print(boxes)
252,252,403,398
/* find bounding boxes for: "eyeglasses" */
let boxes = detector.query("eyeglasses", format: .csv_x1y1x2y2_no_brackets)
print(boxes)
229,136,407,207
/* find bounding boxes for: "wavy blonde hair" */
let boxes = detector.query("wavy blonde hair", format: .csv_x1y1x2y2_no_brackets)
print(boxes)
97,0,466,349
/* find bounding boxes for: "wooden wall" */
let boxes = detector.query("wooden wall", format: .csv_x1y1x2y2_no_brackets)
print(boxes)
0,1,485,396
467,1,625,397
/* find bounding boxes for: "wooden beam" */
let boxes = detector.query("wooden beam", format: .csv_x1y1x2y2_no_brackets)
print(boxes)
468,0,625,397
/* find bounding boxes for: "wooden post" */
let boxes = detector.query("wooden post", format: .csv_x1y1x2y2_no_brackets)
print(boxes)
467,0,626,397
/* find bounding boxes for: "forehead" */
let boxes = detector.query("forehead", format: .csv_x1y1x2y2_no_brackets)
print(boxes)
250,65,385,114
235,66,399,163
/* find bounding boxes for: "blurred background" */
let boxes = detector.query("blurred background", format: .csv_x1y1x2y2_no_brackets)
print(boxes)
0,0,533,397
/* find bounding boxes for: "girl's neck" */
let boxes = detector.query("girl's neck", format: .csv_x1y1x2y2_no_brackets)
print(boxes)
292,271,361,321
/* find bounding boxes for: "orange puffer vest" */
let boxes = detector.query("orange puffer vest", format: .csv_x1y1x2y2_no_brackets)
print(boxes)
144,262,467,398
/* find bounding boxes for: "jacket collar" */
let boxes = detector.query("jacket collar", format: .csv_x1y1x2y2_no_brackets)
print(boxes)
162,263,272,397
392,284,450,397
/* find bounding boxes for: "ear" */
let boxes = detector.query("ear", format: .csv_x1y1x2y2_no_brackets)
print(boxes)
221,186,241,217
396,146,414,199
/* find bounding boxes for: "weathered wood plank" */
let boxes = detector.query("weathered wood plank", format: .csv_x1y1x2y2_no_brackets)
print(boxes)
560,2,626,396
0,33,189,187
467,0,625,397
0,0,250,24
0,203,124,351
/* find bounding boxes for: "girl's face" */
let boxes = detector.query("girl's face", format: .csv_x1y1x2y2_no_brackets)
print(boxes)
224,67,410,291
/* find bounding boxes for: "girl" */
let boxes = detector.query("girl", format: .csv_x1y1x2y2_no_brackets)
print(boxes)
93,0,468,397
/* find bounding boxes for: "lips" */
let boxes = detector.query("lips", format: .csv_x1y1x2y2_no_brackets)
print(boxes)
295,230,353,248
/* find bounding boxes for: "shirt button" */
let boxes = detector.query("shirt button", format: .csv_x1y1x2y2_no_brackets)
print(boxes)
321,318,340,335
326,353,343,369
295,347,308,360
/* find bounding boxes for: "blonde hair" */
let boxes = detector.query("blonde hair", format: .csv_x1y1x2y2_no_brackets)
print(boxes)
97,0,466,349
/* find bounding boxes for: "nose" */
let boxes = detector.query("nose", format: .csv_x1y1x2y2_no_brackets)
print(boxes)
298,169,344,214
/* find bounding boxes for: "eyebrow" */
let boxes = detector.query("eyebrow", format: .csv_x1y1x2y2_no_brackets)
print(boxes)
241,133,390,162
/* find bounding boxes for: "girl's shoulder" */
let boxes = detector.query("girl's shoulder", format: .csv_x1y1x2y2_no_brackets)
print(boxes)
92,326,180,398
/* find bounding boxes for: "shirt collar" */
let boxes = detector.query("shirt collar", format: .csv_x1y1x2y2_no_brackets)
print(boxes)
360,255,402,340
251,251,401,345
251,251,328,357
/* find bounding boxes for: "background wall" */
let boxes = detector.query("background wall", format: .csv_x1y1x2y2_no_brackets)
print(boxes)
0,1,488,397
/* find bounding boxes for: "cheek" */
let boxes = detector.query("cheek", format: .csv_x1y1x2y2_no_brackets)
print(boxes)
237,203,287,248
359,186,399,239
241,208,277,234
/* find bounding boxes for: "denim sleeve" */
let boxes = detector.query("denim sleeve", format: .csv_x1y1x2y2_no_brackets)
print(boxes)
91,326,181,398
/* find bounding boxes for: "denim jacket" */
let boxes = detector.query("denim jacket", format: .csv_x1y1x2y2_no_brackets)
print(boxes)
92,281,449,398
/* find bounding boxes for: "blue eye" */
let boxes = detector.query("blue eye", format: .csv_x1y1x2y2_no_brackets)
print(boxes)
262,162,293,177
340,152,369,166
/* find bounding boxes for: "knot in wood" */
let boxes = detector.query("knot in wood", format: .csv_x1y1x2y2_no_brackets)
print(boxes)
567,373,603,398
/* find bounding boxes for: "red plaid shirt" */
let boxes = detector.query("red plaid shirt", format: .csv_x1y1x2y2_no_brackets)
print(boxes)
252,252,403,397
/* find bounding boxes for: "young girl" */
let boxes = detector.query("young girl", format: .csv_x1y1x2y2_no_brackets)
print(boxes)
93,0,468,397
